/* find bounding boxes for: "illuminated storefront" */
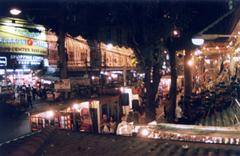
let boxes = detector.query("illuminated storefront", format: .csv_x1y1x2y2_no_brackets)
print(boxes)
100,43,136,69
0,17,48,85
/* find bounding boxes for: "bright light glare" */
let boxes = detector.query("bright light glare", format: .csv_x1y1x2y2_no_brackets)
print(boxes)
111,73,118,79
46,110,54,118
187,60,194,66
106,43,113,50
173,30,179,36
140,129,150,137
205,59,211,64
192,38,204,46
120,87,124,92
194,49,202,56
10,8,22,15
73,104,79,110
148,121,157,125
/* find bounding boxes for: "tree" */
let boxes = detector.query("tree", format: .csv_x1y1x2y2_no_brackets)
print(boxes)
22,1,230,123
75,2,195,122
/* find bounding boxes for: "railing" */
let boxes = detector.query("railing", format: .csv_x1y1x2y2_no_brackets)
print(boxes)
133,122,240,145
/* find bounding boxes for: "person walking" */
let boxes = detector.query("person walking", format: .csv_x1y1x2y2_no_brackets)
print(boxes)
27,92,33,109
32,87,37,101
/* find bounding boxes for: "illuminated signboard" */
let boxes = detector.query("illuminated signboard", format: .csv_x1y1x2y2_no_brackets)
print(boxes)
0,53,45,69
0,56,7,66
10,54,44,65
0,18,48,56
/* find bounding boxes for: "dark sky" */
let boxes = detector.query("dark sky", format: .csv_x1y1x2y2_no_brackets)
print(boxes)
0,0,239,50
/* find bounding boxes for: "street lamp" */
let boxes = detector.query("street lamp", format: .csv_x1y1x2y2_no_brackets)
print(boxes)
10,8,22,16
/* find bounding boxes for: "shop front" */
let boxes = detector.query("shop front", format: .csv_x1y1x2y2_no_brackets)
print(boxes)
30,96,120,134
0,17,48,87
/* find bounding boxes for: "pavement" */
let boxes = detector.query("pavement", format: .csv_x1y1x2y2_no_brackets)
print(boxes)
0,98,78,144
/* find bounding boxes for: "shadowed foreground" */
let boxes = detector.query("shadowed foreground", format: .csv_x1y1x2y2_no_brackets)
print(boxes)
1,128,240,156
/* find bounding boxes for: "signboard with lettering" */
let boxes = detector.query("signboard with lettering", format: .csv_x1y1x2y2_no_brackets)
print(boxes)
54,79,71,91
0,20,48,56
0,18,48,69
0,53,44,69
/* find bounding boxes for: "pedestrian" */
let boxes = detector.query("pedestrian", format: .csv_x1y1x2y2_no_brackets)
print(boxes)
20,91,27,110
27,92,33,109
32,87,37,101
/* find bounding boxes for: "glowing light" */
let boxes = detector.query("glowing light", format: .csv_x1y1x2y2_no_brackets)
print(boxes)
10,8,22,15
140,128,150,137
187,59,194,66
192,38,204,46
120,87,124,92
91,76,95,80
166,54,169,60
111,73,118,79
148,121,157,125
173,29,179,36
215,46,219,50
205,59,211,64
46,110,54,118
73,104,79,110
235,47,240,53
106,43,113,50
194,49,202,56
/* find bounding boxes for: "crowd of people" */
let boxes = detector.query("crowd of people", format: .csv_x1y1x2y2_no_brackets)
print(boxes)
1,83,54,111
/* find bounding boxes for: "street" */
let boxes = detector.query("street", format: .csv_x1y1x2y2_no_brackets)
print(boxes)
0,113,30,143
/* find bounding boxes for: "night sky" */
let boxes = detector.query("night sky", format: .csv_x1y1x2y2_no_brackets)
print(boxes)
0,0,238,50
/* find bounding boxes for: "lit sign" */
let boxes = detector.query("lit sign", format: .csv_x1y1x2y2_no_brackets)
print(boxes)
10,54,43,65
0,38,47,48
0,20,48,56
0,56,7,66
15,27,41,38
43,58,49,67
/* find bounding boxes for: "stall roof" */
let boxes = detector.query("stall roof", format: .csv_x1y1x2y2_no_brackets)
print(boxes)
1,129,240,156
204,7,240,36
